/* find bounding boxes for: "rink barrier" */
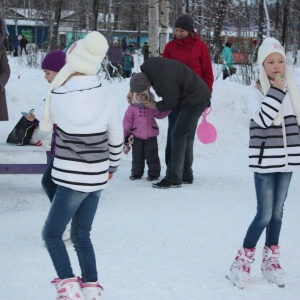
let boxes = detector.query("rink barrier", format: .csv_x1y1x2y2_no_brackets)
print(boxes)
0,143,51,174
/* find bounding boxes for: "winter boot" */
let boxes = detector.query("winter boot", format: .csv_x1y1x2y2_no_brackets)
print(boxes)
261,245,285,287
52,277,84,299
227,247,255,288
78,278,104,300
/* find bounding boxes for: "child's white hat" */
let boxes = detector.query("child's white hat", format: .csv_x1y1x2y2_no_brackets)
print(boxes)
258,37,300,125
40,31,108,131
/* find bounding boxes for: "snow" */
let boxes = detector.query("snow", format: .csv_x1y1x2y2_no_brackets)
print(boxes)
1,54,300,300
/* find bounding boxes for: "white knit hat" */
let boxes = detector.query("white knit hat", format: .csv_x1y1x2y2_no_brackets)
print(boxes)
40,31,108,131
258,37,300,125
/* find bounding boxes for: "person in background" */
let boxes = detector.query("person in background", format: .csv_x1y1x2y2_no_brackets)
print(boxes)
122,49,134,78
13,36,19,57
40,32,123,299
20,35,28,55
0,17,10,122
65,37,75,52
222,42,234,80
123,83,170,181
121,36,127,52
142,42,149,61
129,58,211,189
106,37,123,77
227,38,300,289
162,14,214,184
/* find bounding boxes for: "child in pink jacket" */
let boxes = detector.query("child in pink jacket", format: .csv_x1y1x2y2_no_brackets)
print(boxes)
123,88,170,181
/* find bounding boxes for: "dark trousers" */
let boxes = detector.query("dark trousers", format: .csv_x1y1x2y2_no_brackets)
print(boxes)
165,107,181,166
131,137,161,177
223,69,229,80
166,100,210,184
20,46,27,54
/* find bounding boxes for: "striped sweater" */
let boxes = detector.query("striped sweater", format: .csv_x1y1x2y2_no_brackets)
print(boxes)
247,83,300,173
50,75,123,192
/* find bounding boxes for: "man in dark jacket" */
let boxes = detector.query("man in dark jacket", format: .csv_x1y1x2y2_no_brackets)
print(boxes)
20,35,28,55
129,57,211,188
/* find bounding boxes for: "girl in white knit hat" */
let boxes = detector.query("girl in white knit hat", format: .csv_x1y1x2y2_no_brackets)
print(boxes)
227,37,300,289
41,31,123,299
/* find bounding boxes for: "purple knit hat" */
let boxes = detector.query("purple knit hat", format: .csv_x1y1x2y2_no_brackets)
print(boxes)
41,50,66,72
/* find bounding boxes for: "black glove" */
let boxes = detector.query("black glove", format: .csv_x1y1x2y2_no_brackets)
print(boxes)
0,83,4,93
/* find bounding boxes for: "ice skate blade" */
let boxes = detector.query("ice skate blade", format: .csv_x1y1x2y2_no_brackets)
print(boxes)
226,274,245,289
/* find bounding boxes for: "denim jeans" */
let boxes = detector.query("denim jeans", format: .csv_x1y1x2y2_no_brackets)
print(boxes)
166,100,210,184
42,185,102,282
41,154,57,202
243,172,292,249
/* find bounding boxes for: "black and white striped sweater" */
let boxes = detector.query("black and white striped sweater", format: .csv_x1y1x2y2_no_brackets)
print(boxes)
248,83,300,173
50,75,123,192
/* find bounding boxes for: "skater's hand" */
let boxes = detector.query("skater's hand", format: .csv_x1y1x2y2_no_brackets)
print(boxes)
127,90,133,104
273,73,285,90
108,172,113,180
22,111,36,122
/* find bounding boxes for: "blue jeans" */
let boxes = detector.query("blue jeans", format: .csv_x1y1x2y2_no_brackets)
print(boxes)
42,186,102,282
166,100,210,184
41,154,57,202
243,172,292,249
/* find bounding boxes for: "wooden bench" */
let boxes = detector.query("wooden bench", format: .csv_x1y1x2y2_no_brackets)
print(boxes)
0,143,51,174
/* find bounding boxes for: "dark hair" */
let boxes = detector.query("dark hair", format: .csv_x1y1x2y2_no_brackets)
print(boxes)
225,42,232,48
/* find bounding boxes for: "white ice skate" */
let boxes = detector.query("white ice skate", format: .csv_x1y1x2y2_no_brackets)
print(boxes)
261,245,285,288
78,277,104,300
52,277,84,299
227,247,255,289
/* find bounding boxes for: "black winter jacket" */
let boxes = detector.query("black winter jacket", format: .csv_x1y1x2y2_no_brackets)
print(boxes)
140,57,211,112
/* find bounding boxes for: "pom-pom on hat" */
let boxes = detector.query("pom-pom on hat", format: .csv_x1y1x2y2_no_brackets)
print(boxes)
130,72,151,93
41,50,66,72
257,37,300,125
174,14,194,32
40,31,109,132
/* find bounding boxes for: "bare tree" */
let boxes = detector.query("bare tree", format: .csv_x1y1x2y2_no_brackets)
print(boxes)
282,0,290,47
149,0,159,57
49,0,64,50
160,0,169,54
212,0,228,63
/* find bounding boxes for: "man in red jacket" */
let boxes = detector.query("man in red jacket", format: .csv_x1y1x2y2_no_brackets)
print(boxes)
162,14,214,184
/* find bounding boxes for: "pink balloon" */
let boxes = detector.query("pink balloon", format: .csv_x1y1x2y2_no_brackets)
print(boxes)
197,107,217,144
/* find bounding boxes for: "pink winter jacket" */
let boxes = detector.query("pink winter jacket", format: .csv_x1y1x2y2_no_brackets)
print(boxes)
123,104,170,140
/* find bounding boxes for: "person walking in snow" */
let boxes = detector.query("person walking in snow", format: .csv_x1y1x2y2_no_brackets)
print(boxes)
122,48,134,78
40,32,123,300
222,42,234,80
227,38,300,289
123,83,170,181
20,35,28,55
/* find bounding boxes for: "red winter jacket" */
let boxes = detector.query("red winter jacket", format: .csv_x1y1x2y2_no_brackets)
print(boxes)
162,32,213,92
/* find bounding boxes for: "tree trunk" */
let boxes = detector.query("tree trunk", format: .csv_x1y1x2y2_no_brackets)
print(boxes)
212,0,228,63
149,0,159,57
282,0,290,48
49,0,63,51
252,0,264,63
160,0,169,54
92,0,99,31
